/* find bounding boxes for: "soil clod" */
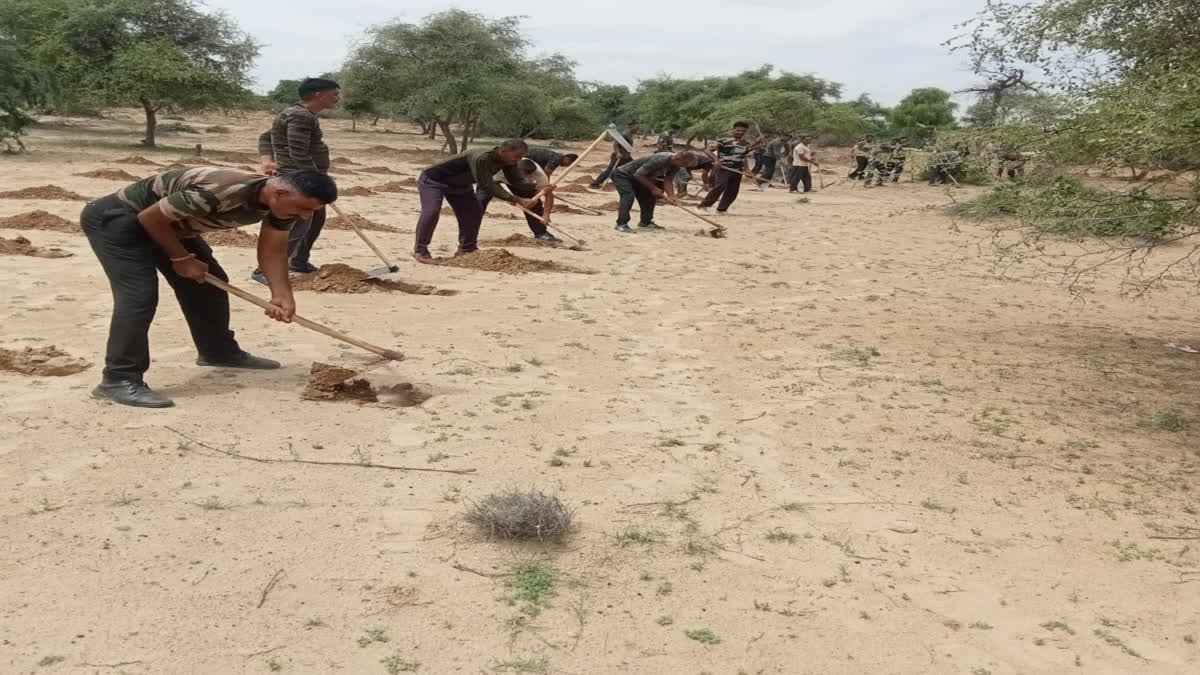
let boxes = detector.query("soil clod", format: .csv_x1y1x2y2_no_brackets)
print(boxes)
0,345,91,376
201,229,258,247
292,263,457,295
302,362,431,407
0,235,72,258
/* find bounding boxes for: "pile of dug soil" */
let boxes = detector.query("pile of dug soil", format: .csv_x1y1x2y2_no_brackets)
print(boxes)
370,179,417,193
201,229,258,247
595,200,622,211
480,233,561,249
339,186,377,197
555,184,591,194
0,210,78,233
324,213,401,233
437,248,590,275
357,166,404,175
0,235,72,258
292,263,457,296
443,206,517,220
0,345,91,376
175,156,219,165
568,176,595,185
302,362,378,403
0,185,89,201
73,168,141,181
114,156,160,166
331,157,357,165
552,203,600,215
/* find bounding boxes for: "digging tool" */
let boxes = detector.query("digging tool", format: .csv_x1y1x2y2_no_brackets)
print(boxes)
551,193,603,215
205,274,404,361
548,126,612,187
718,163,781,187
328,203,399,280
667,201,726,238
590,125,636,190
511,202,586,246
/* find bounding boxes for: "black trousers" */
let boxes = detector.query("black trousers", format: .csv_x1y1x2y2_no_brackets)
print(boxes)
286,205,325,267
613,176,656,226
476,184,547,237
849,156,869,179
755,155,778,184
81,196,240,381
788,165,813,192
590,155,632,187
699,168,742,212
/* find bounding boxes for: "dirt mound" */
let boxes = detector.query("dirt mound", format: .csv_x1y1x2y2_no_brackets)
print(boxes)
437,248,590,275
479,233,561,249
0,210,78,233
357,166,404,175
73,168,141,181
370,179,417,192
0,235,72,258
339,186,377,197
363,146,445,164
216,152,256,163
292,263,457,295
302,362,379,403
555,184,591,194
553,203,600,215
331,157,357,165
0,345,91,376
159,163,190,171
201,229,258,247
596,200,621,211
324,213,401,233
568,176,595,185
326,166,356,176
0,185,89,201
176,156,219,165
114,156,160,166
442,206,517,221
302,362,431,406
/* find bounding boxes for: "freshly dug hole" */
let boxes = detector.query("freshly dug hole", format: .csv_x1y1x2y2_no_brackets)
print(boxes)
464,489,574,542
301,362,431,407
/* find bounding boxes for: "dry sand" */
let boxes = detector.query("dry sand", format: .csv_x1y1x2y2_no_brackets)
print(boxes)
0,110,1197,675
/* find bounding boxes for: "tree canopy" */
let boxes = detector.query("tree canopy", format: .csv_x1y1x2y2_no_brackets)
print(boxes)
0,0,257,146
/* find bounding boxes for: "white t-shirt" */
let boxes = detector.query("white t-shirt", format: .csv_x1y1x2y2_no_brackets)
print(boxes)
792,143,815,167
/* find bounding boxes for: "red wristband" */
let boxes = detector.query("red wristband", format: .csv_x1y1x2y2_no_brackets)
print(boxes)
170,253,195,263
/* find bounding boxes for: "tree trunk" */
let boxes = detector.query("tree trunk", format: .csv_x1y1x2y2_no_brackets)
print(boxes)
351,117,357,132
140,98,157,147
436,116,458,154
371,116,380,126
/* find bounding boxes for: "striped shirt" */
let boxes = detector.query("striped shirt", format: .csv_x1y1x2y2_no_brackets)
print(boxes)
713,137,752,169
422,149,524,202
262,104,329,173
116,167,295,236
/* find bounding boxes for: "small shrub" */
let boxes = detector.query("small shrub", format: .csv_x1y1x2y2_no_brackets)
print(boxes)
157,121,201,134
463,489,574,542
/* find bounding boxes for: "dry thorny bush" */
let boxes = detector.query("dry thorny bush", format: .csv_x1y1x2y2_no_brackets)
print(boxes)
463,489,574,542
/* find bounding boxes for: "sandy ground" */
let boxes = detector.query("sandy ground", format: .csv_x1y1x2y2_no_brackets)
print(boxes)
1,111,1198,675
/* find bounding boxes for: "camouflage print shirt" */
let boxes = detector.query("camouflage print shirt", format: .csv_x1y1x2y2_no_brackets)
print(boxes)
656,131,676,152
889,145,909,164
614,152,675,180
116,167,294,236
713,137,752,169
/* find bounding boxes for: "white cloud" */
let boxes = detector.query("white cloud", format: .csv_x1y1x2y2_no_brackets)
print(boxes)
205,0,987,104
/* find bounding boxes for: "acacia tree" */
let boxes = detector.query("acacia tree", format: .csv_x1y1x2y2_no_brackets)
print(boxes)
888,88,958,141
0,37,43,152
0,0,257,147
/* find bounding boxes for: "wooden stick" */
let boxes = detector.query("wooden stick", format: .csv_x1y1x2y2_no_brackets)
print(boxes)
552,194,602,215
204,274,404,361
328,203,398,272
669,202,726,231
550,128,610,186
511,202,584,244
718,163,779,187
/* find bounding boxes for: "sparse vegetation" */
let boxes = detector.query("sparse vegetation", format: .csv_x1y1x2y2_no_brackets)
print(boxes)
463,489,574,542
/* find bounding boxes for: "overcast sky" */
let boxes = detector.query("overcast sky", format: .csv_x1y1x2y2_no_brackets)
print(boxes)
205,0,988,106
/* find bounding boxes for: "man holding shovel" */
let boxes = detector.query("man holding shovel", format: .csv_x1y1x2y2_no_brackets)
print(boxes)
81,167,338,408
251,77,340,285
611,151,698,233
788,135,819,193
588,121,640,190
412,139,537,263
697,122,759,214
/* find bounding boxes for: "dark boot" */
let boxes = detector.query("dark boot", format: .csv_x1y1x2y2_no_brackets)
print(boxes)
92,379,174,408
196,350,281,370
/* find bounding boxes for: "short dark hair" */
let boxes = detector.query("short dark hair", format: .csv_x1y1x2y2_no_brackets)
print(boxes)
280,170,338,204
733,121,750,129
561,153,579,165
499,138,528,152
299,77,340,101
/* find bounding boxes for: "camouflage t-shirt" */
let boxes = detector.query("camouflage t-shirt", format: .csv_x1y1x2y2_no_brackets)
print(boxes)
614,152,675,180
116,167,295,236
714,137,751,169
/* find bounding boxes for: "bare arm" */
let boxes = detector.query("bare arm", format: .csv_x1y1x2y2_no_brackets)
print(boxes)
136,203,207,282
256,225,295,322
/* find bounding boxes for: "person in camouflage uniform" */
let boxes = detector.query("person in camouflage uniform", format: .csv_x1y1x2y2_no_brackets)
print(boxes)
928,147,964,185
862,142,895,187
80,167,338,408
886,137,911,183
999,150,1027,179
848,135,875,179
656,124,680,152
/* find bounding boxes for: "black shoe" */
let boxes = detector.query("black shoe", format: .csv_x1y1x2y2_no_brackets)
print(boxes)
289,261,319,274
534,232,562,243
196,351,280,370
92,379,174,408
638,222,665,230
250,270,268,286
615,224,633,233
